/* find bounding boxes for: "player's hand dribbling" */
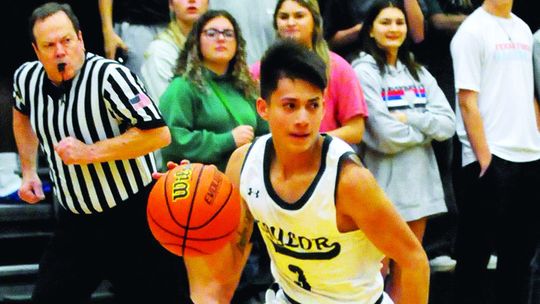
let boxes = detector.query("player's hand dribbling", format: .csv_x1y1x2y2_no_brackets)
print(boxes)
151,160,190,180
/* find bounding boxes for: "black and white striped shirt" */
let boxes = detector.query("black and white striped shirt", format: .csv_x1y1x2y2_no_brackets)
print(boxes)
13,52,164,215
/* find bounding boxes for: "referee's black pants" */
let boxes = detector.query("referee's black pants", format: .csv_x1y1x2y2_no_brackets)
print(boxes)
454,156,540,304
32,183,190,304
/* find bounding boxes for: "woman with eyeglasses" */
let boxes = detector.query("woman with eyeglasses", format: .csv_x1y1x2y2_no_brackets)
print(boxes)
251,0,368,145
351,0,455,300
159,10,268,172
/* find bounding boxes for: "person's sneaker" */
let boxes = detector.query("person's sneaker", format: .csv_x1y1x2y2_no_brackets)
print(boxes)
429,255,457,272
487,255,497,270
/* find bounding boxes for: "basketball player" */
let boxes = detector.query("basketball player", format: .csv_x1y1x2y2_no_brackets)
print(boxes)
183,40,429,304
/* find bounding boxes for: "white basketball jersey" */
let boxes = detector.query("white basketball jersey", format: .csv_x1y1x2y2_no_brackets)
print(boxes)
240,134,386,304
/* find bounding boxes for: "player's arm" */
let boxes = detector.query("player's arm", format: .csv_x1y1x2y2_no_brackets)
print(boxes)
13,109,45,204
336,155,429,304
184,144,255,304
53,126,171,165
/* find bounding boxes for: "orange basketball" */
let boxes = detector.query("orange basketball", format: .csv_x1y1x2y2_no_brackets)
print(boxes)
147,163,241,257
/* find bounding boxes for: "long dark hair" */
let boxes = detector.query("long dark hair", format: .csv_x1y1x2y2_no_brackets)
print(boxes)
357,0,421,80
175,10,257,99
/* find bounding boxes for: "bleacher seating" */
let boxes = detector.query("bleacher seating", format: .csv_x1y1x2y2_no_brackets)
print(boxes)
0,156,115,303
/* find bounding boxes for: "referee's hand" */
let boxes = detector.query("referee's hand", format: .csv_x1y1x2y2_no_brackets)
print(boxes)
54,137,93,165
18,174,45,204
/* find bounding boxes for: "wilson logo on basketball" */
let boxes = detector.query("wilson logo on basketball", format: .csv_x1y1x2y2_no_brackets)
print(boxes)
172,167,193,200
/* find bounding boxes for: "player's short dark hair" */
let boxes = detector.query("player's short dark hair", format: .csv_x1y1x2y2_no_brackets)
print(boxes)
29,2,81,43
260,39,327,101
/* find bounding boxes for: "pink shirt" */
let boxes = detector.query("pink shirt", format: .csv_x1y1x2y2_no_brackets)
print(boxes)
250,52,367,132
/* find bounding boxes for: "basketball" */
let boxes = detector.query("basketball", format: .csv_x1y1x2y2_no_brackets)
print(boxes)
147,163,241,257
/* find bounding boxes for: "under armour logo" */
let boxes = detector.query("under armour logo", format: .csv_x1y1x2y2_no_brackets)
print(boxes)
248,188,260,198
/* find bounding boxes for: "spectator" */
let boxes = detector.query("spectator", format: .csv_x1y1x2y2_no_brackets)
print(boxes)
12,2,187,303
141,0,208,103
413,0,477,273
159,10,268,173
352,0,455,300
158,11,270,303
323,0,425,63
98,0,169,76
529,27,540,304
251,0,368,145
451,0,540,302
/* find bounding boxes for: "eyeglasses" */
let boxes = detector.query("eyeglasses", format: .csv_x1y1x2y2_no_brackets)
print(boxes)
202,28,235,40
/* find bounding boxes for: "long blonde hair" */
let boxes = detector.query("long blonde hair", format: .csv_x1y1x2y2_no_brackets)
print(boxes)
157,20,186,49
273,0,330,76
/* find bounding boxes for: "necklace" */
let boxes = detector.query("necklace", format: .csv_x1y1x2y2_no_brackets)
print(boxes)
494,16,514,42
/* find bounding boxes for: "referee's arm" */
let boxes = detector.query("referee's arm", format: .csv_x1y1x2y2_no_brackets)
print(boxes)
13,109,46,204
54,126,171,165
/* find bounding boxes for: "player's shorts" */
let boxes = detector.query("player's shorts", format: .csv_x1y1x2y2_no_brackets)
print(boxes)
273,288,393,304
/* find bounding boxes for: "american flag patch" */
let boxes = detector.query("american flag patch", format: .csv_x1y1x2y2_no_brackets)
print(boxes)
129,93,151,110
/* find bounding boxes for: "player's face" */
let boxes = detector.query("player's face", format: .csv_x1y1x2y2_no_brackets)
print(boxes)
32,11,86,85
370,7,407,54
257,77,324,153
171,0,208,25
275,0,315,49
200,16,237,72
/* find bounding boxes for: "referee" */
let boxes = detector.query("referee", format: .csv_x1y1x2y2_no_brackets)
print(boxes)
12,3,187,303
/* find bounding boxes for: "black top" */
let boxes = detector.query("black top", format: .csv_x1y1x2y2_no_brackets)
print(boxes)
113,0,169,25
323,0,376,62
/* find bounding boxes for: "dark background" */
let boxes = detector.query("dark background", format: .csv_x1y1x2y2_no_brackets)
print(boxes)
0,0,537,81
1,0,104,80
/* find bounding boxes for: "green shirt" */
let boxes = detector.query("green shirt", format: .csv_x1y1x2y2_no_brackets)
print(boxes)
159,69,268,171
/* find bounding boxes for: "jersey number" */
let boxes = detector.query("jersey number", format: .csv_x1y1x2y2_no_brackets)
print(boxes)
288,264,311,291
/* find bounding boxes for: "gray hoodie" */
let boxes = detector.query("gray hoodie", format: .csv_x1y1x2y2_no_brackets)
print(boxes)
352,52,456,221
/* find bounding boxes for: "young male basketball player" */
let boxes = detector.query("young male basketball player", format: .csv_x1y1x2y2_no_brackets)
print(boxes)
184,40,430,304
